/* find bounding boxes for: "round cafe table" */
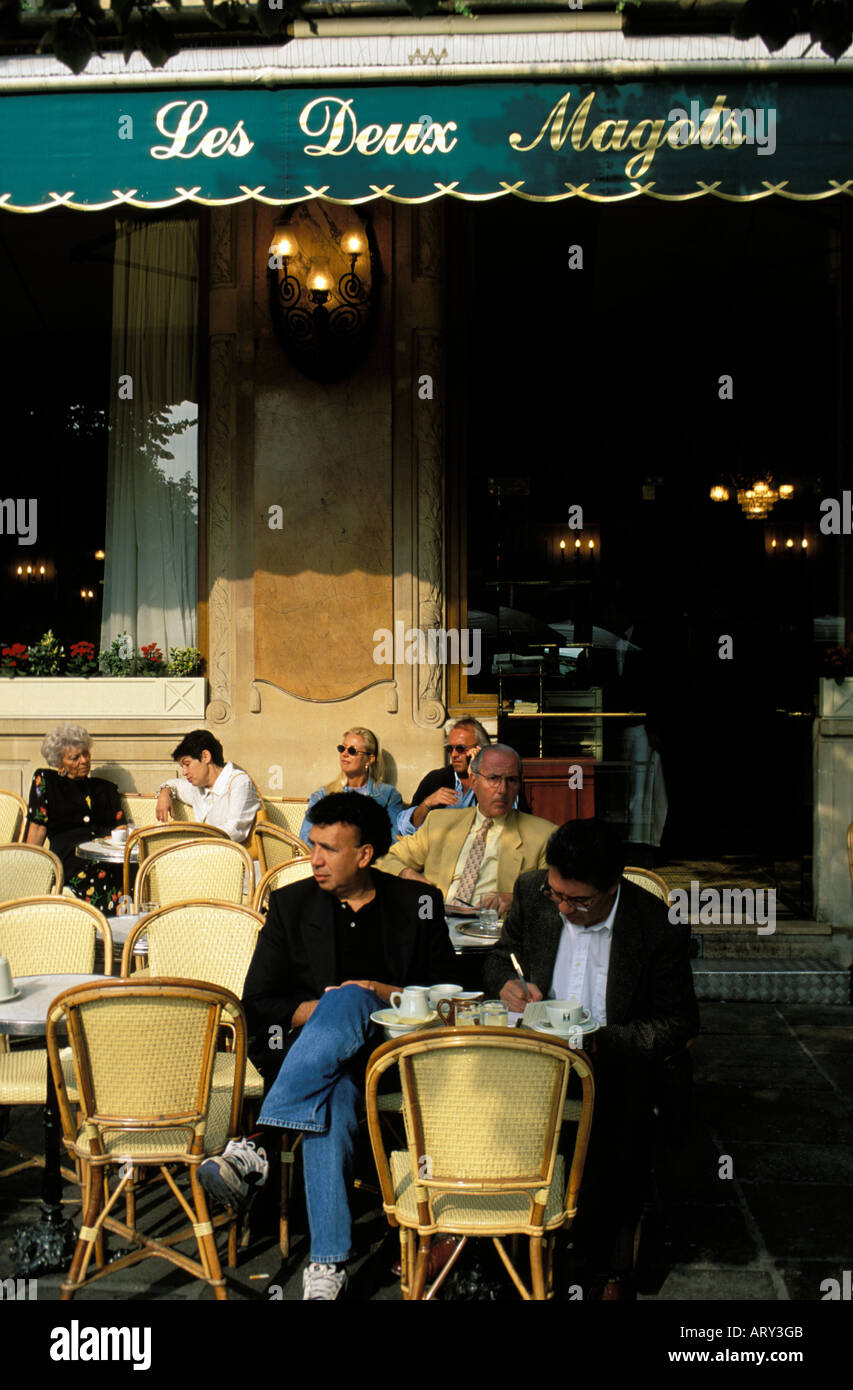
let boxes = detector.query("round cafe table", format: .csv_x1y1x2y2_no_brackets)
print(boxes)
0,973,105,1275
75,836,138,865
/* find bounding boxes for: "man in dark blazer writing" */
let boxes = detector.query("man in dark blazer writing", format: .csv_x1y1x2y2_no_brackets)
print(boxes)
484,817,699,1299
202,792,457,1301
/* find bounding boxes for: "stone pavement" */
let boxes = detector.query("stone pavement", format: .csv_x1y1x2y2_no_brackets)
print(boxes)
1,1000,851,1303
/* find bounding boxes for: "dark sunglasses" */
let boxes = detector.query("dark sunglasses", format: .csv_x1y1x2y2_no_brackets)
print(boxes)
446,743,472,754
338,744,368,757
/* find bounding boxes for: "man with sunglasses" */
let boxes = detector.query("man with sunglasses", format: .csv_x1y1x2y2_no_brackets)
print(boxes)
483,818,698,1299
396,719,490,836
378,743,555,914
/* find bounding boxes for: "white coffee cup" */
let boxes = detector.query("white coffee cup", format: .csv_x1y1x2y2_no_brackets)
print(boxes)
389,985,431,1020
428,983,463,1012
110,826,128,844
545,998,588,1029
0,953,13,1000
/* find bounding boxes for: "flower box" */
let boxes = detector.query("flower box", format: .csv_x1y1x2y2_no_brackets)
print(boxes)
0,676,207,721
818,677,853,719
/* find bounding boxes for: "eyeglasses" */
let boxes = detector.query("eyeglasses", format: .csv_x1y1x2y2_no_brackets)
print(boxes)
446,743,473,754
474,773,520,788
539,881,597,912
337,745,368,757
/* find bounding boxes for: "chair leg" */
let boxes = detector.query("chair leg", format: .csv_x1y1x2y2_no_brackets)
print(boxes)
529,1236,546,1301
410,1236,432,1301
189,1167,228,1301
61,1164,104,1299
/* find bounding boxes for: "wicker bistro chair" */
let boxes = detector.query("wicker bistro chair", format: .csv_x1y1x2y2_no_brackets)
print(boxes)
623,867,670,903
252,857,314,913
366,1027,595,1301
123,822,227,896
120,900,266,1106
254,823,312,874
46,978,247,1300
119,794,160,830
262,798,309,840
0,896,113,1180
132,839,255,910
0,790,27,844
0,843,63,900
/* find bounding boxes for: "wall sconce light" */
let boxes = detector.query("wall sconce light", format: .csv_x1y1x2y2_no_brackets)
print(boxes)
268,205,379,381
16,562,48,583
765,524,814,557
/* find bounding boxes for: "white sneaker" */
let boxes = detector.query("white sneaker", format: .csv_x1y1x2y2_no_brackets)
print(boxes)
198,1137,268,1208
302,1262,348,1300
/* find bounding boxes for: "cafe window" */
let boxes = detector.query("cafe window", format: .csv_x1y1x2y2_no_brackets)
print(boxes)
0,209,199,662
446,195,840,858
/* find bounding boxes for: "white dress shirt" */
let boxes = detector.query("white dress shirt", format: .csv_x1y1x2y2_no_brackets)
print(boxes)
163,762,261,844
549,885,620,1024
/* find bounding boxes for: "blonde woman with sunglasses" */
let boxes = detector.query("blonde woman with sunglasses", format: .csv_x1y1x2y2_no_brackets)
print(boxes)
300,728,404,844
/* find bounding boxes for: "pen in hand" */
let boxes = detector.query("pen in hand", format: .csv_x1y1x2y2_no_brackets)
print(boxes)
510,952,530,1003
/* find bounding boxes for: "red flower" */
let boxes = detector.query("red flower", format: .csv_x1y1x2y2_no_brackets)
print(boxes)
97,870,106,879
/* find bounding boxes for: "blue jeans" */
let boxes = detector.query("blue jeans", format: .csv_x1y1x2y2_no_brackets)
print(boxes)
259,984,384,1265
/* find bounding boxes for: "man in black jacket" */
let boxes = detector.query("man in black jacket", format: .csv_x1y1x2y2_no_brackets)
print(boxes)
206,792,457,1301
396,718,491,836
484,818,699,1298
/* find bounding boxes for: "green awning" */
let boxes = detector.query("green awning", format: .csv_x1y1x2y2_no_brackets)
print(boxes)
1,79,850,210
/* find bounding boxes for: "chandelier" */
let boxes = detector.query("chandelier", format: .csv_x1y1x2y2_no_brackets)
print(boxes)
710,475,794,519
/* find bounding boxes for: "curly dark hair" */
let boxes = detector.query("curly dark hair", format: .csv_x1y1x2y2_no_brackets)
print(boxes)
307,791,393,861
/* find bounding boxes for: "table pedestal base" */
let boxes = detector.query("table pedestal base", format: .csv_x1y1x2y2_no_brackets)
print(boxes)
10,1202,78,1276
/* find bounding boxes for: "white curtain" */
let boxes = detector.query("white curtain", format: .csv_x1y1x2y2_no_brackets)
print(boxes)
100,218,198,657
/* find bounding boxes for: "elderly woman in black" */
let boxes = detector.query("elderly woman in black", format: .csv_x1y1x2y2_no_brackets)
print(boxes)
25,723,126,912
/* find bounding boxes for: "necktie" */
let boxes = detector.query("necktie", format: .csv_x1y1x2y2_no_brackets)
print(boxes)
449,818,494,906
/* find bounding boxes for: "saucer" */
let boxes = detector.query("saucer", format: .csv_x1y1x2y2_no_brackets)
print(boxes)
456,922,502,940
529,1015,599,1039
0,988,21,1004
370,1008,439,1030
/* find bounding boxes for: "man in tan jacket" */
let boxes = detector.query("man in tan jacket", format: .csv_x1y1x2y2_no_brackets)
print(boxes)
377,744,555,914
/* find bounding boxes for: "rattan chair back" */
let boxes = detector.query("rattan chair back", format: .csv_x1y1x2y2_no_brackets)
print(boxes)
261,798,309,839
121,901,263,997
0,790,27,844
133,839,254,909
366,1028,595,1300
119,795,160,829
254,823,311,872
0,843,63,900
123,821,226,895
0,895,112,975
623,866,670,902
253,857,314,911
48,978,244,1144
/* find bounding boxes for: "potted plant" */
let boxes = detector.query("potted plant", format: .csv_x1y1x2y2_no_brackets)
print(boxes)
99,632,134,677
0,643,28,677
27,630,64,676
167,646,204,677
138,642,165,676
66,640,98,677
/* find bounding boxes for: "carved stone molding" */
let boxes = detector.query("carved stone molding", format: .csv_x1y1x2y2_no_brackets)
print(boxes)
206,334,234,725
210,207,236,288
412,329,445,730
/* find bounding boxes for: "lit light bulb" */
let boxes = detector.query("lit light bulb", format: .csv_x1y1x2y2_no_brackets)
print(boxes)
588,539,594,550
785,538,794,548
559,539,566,551
574,539,581,549
801,538,808,549
345,234,362,255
